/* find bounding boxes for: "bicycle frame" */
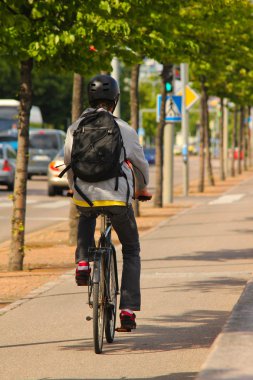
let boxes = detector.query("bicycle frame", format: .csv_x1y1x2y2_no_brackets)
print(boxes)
87,214,119,309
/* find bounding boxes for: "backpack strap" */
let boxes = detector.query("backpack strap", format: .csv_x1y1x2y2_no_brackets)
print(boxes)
130,163,147,185
122,171,130,205
115,175,119,191
114,125,126,192
126,161,136,199
73,176,94,207
58,163,71,178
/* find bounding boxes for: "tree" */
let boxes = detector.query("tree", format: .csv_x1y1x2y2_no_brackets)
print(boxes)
190,0,253,190
0,0,131,270
130,64,141,216
219,98,225,181
68,73,83,246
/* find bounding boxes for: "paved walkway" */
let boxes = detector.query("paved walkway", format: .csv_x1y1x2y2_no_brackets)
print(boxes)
1,176,253,379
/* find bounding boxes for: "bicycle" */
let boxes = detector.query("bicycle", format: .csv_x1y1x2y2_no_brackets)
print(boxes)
85,194,151,354
85,213,120,354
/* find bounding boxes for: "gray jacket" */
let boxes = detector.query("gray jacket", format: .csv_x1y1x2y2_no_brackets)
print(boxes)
64,108,149,206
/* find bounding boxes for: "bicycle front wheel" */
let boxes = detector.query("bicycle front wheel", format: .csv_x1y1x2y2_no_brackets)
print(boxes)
93,260,105,354
105,245,118,343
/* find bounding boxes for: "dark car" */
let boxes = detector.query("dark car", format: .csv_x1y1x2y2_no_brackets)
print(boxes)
144,147,155,165
0,143,16,191
28,129,66,178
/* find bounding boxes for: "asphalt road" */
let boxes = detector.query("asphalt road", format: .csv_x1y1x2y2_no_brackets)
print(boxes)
0,156,217,243
0,176,70,243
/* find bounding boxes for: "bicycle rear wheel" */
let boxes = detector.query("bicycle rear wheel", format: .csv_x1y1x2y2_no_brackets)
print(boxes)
105,245,118,343
93,258,105,354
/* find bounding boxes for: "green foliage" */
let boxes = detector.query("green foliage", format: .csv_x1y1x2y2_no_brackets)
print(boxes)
1,0,253,130
189,0,253,107
0,0,133,75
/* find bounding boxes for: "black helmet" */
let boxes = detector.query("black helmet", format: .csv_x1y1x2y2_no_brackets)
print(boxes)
87,74,120,110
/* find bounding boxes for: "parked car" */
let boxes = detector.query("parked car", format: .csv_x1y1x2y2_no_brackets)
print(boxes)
0,143,16,191
28,129,66,178
144,147,155,164
47,148,69,196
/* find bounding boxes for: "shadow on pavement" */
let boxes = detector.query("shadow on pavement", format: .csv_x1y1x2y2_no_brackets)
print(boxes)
42,373,198,380
142,248,253,263
59,309,227,355
142,277,246,294
195,369,253,380
164,276,247,293
0,338,90,350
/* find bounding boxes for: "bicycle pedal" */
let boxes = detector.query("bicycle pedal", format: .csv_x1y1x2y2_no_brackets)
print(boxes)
115,327,132,333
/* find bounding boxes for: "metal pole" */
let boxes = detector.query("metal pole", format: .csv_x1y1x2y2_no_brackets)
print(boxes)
181,63,189,196
163,122,174,204
223,98,229,177
111,57,120,118
250,107,253,166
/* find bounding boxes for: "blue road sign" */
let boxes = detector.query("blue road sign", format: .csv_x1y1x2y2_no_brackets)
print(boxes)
156,95,182,122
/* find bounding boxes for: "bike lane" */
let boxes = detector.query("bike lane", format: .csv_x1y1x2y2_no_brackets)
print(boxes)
1,175,253,379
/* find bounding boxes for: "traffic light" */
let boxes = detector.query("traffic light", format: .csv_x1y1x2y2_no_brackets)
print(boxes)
174,65,181,80
165,69,173,94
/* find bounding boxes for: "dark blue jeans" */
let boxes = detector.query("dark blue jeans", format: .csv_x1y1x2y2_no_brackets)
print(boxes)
76,205,141,311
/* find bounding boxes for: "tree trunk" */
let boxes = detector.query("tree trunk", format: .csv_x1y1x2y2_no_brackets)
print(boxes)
204,88,215,186
130,64,140,217
248,106,252,167
231,106,237,177
244,107,248,171
238,106,244,174
72,73,84,121
154,64,169,207
198,80,206,192
9,59,33,271
219,98,225,180
69,73,83,246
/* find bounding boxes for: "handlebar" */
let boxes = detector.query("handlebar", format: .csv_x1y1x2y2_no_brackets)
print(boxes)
136,194,152,201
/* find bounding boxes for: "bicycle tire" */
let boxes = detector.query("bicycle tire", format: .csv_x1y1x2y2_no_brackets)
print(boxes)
105,245,118,343
93,259,105,354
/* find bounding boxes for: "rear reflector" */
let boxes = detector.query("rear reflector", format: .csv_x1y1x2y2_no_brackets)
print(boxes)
2,159,11,172
49,161,60,171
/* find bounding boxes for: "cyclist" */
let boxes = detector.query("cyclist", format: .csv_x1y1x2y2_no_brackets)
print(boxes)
64,74,152,330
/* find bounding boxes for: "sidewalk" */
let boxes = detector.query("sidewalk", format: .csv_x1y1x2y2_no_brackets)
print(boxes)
1,171,253,379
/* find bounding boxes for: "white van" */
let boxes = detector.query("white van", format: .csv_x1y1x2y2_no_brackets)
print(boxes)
0,99,43,132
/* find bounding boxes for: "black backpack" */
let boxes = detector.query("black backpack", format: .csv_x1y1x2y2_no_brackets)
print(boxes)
60,109,129,206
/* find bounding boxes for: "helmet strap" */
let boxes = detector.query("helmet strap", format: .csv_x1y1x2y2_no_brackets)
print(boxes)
112,94,120,114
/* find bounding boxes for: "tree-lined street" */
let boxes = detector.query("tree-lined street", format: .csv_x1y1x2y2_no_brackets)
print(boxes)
1,1,253,378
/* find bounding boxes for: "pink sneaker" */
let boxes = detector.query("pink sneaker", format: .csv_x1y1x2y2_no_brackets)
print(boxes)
75,261,91,286
120,310,136,330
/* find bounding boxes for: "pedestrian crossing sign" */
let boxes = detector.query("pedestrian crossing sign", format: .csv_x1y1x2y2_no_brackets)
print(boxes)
156,95,182,122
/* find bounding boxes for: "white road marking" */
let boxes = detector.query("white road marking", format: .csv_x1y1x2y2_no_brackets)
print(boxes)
209,193,245,205
0,199,69,209
142,271,250,278
0,216,68,220
0,202,12,208
34,200,69,209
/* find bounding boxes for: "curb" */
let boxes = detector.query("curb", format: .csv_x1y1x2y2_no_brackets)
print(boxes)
196,278,253,380
0,269,74,316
